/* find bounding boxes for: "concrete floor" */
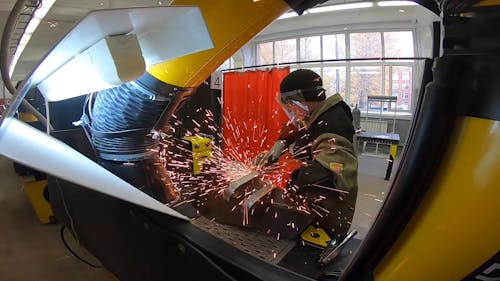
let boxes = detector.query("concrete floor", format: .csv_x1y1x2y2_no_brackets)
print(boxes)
352,154,396,239
0,152,397,280
0,156,111,281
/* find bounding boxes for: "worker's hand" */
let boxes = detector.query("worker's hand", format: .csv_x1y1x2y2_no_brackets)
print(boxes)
253,140,288,167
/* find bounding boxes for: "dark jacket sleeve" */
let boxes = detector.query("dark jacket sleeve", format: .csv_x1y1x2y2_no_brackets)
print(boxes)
309,100,355,143
293,100,356,191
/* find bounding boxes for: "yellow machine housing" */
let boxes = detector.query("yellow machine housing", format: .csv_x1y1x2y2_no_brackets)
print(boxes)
22,179,55,224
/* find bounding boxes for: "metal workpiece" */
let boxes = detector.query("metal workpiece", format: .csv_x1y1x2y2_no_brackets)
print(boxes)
194,171,313,240
224,171,260,200
243,182,275,210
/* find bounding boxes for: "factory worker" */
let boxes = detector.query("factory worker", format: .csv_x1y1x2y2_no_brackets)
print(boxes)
257,69,358,240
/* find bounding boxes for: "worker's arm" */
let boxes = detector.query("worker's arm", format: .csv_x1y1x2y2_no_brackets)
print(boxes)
253,121,303,166
292,133,357,192
311,133,357,192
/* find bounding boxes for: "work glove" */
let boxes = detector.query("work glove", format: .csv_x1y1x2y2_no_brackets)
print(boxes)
253,140,288,167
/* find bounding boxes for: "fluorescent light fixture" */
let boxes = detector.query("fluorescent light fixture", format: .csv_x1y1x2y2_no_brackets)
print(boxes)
19,33,31,45
9,0,56,77
33,0,56,18
0,117,188,220
24,18,41,34
309,2,374,13
8,44,27,77
377,1,418,7
32,7,213,102
278,11,298,19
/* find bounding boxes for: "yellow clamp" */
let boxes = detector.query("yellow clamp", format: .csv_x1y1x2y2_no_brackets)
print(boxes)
301,225,332,248
183,136,212,175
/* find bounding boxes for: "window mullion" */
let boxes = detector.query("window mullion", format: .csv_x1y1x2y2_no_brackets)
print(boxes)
346,31,351,105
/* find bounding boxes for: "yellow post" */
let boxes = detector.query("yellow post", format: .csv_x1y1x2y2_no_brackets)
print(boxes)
23,179,55,224
375,117,500,280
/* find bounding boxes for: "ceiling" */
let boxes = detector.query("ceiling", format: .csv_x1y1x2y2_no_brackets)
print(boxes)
0,0,175,83
0,0,436,85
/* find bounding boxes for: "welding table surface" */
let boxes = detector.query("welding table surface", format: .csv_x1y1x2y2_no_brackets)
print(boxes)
192,216,297,264
356,131,400,144
356,131,400,180
191,215,360,280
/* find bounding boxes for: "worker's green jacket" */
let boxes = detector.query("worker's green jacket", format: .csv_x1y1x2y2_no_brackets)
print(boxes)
289,93,358,240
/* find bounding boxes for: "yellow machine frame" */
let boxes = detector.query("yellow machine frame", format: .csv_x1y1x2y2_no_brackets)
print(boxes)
6,0,499,279
147,1,500,279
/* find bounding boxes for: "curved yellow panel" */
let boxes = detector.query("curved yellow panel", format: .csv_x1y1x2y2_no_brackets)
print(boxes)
475,0,500,7
375,117,500,280
146,0,289,87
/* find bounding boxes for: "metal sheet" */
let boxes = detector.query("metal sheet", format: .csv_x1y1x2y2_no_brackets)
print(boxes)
193,216,296,264
33,6,213,101
0,117,188,220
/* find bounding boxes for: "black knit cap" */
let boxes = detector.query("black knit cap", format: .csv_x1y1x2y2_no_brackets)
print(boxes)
280,69,326,101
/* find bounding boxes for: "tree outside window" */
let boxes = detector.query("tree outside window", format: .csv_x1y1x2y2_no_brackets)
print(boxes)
323,34,346,60
350,32,382,59
255,30,415,112
350,66,382,109
274,39,297,64
257,42,273,65
384,31,414,57
323,66,346,98
300,36,321,61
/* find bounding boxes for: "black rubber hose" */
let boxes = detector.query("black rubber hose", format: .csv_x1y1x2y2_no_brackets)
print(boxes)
0,0,51,130
88,78,183,202
90,81,170,160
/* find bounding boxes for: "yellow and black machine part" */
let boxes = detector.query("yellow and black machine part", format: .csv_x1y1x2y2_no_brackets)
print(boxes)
22,178,55,224
182,135,212,175
14,95,54,224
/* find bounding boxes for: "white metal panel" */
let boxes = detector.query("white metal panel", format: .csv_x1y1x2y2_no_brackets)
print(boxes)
32,6,213,101
0,117,188,221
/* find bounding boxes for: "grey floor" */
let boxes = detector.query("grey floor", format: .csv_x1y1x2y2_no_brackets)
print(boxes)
0,156,111,281
0,152,397,280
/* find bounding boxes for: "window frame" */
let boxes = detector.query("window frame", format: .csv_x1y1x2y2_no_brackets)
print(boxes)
245,28,418,112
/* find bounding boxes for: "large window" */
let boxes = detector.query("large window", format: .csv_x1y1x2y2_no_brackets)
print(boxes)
255,30,416,111
384,31,414,57
350,66,383,109
323,33,346,60
323,66,346,98
300,36,321,61
274,39,296,64
257,42,273,65
350,32,382,59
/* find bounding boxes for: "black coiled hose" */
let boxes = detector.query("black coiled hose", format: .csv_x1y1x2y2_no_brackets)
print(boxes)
83,75,189,202
89,80,170,161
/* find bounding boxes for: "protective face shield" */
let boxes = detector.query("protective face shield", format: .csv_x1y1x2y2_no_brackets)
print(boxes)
277,86,325,127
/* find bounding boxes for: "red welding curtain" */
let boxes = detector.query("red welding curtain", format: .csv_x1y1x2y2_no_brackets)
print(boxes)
222,68,289,159
222,68,301,188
